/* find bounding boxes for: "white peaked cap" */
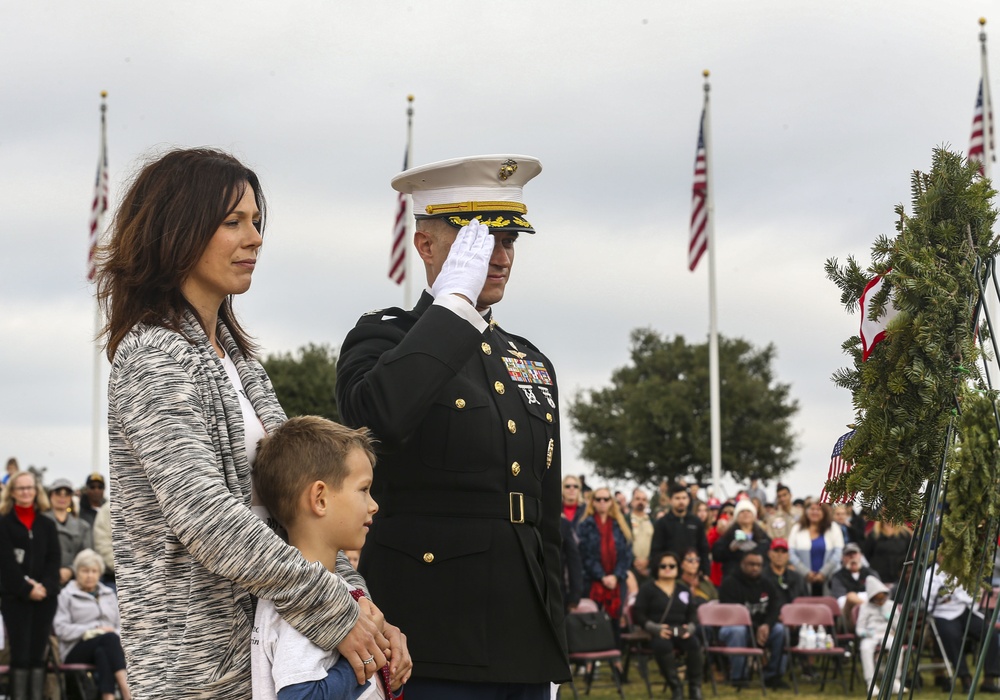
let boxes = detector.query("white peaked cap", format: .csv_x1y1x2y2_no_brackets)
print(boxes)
392,154,542,233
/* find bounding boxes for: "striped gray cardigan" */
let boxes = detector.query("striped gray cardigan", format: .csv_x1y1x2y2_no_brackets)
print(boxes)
108,312,364,700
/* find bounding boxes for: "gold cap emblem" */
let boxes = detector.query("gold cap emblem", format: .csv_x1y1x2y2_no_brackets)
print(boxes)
498,159,518,181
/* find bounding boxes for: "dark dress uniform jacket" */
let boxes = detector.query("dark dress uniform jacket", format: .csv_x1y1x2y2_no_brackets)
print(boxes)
337,292,570,684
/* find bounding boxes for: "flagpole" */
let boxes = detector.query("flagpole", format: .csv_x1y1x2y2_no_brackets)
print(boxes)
403,95,415,309
91,91,108,473
703,70,723,499
978,19,1000,390
982,18,993,178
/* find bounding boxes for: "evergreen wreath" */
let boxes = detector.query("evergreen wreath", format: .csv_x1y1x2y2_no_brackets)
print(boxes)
825,148,999,589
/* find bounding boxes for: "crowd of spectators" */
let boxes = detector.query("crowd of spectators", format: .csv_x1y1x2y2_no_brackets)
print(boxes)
0,463,127,700
558,473,1000,694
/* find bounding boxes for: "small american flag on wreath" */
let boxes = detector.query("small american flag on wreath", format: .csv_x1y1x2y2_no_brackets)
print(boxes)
820,429,856,504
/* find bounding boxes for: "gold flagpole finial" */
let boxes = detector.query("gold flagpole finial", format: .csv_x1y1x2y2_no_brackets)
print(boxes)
407,94,414,102
100,90,108,98
980,17,987,26
702,69,710,78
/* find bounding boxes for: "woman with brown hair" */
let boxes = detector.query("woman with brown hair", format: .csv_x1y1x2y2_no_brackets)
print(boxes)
96,148,407,699
0,471,61,700
788,501,844,595
578,486,633,629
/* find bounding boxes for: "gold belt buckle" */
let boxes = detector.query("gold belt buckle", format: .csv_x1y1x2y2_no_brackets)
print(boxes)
509,492,525,524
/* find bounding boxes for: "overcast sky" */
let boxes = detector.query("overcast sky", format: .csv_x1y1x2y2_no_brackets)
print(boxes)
1,0,994,502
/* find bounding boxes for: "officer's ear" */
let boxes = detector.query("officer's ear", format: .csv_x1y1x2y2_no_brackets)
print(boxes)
414,228,436,265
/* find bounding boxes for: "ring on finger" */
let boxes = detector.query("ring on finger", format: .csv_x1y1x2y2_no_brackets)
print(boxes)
362,655,375,665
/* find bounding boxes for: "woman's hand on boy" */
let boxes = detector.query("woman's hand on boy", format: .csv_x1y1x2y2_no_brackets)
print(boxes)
383,622,411,689
359,598,412,687
337,612,389,684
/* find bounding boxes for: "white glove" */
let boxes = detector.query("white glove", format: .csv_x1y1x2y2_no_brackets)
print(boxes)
430,218,493,305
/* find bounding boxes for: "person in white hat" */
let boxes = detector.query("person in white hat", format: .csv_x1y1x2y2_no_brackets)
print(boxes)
337,155,569,699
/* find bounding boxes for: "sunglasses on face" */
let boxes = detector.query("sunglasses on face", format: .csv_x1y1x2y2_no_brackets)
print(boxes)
52,489,73,497
659,563,678,569
564,484,580,489
594,496,612,502
772,548,788,553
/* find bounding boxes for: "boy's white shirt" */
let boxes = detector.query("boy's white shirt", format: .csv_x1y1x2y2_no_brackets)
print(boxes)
251,574,384,700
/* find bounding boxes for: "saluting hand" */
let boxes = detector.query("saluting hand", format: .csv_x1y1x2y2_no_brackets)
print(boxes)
430,218,493,306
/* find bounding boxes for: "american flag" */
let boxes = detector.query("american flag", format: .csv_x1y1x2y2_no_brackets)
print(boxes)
87,97,109,282
970,78,994,176
688,108,708,272
820,429,856,504
388,151,408,285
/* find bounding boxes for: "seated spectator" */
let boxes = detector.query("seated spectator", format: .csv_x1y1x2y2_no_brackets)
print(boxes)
746,477,767,506
633,552,704,700
688,480,704,515
626,488,654,583
562,475,586,533
92,501,115,590
712,499,770,580
560,513,584,612
43,478,93,587
718,552,788,689
706,514,730,587
2,457,17,485
579,487,633,632
54,549,131,700
694,501,709,530
78,473,106,528
924,564,1000,693
832,504,865,545
788,502,843,595
762,538,807,608
862,520,912,586
829,542,879,631
857,577,904,695
678,547,718,608
650,482,710,578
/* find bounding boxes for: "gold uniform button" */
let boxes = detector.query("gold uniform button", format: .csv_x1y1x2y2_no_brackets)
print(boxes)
508,420,517,434
455,398,466,409
494,381,505,394
481,342,492,355
511,461,521,476
546,412,553,423
423,552,434,564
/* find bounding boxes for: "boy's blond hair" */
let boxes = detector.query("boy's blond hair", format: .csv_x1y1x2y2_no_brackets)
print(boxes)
254,416,375,529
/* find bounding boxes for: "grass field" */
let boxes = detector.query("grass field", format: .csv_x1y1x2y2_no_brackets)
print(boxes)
555,665,945,699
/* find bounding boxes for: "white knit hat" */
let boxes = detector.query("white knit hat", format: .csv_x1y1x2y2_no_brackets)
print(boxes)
733,498,757,519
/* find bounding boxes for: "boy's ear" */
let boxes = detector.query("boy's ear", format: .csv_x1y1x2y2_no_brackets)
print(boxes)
306,480,329,517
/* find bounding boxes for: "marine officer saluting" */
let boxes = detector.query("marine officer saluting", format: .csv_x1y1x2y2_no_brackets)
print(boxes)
337,155,570,699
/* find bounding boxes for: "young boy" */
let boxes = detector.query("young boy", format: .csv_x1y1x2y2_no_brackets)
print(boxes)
856,576,903,695
251,416,403,700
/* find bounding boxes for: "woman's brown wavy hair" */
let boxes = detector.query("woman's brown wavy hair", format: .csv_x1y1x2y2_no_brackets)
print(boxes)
96,148,266,361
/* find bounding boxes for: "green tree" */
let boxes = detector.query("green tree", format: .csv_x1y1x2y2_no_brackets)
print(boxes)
568,329,798,487
262,343,340,422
